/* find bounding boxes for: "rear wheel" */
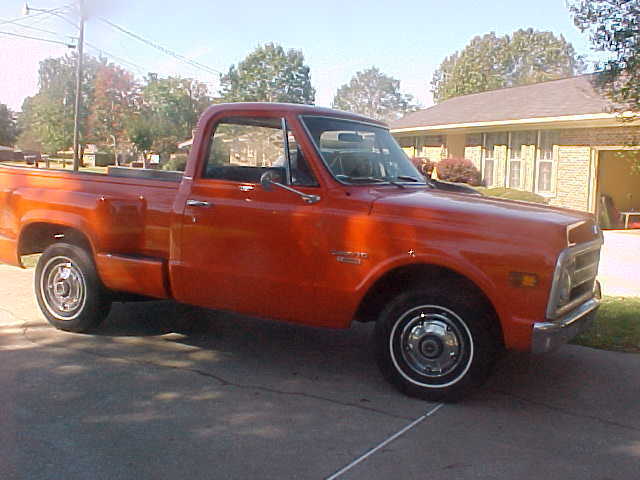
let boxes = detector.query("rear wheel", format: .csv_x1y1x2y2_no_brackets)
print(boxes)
374,286,497,402
35,243,111,333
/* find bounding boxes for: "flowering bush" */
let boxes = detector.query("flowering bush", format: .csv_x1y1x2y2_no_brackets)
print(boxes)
410,157,435,177
436,157,482,185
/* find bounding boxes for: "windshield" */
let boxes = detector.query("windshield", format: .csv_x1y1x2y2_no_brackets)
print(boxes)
301,116,425,185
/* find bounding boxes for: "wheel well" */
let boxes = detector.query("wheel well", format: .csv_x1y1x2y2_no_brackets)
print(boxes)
355,264,504,346
19,223,93,259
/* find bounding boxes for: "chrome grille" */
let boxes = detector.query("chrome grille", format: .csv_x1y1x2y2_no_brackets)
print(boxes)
570,249,600,299
547,238,603,320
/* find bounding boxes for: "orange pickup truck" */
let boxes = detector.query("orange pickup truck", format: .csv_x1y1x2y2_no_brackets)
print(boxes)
0,103,602,401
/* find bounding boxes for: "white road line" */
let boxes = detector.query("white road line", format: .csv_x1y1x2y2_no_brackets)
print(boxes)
326,402,445,480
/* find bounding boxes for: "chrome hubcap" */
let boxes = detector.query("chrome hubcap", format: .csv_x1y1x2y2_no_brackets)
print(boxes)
42,257,85,318
400,307,466,378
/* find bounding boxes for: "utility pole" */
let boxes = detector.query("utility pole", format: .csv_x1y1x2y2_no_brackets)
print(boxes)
72,0,84,172
24,2,83,170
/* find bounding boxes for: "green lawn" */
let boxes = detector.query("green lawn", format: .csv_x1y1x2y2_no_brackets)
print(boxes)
475,187,548,204
573,297,640,353
1,160,108,175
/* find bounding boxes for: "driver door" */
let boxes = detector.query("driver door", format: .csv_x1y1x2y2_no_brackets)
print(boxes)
173,114,324,324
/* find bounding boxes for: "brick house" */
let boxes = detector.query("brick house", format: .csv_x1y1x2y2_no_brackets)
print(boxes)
390,75,640,216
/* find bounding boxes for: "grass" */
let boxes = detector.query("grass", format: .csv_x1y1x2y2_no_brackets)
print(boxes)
1,160,108,175
573,296,640,353
475,187,548,204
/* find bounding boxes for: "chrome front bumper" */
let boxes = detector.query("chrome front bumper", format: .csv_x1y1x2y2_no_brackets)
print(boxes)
531,297,600,354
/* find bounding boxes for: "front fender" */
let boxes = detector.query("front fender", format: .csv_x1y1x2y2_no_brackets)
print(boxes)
355,251,506,323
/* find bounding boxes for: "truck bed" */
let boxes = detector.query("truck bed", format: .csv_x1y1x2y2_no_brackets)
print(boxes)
0,165,180,267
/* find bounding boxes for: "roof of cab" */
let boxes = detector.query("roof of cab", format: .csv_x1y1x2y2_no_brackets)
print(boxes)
201,102,388,127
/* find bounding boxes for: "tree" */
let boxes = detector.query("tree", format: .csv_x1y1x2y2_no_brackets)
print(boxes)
570,0,640,110
431,29,585,103
18,53,101,154
0,103,18,146
87,63,139,156
127,115,156,168
139,75,211,158
332,67,417,122
219,43,315,104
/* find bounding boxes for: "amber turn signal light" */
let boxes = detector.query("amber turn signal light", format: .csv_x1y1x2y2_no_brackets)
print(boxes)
509,272,539,288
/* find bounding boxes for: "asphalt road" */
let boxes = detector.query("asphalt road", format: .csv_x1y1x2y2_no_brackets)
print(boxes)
1,264,639,479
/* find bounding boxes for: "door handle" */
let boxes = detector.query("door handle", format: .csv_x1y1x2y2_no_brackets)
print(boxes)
186,199,212,208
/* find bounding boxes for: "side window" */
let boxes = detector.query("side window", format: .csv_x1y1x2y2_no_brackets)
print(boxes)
204,117,286,182
204,116,318,186
287,129,318,187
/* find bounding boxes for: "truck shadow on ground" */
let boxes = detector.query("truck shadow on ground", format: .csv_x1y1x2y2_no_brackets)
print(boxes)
8,300,640,479
31,299,411,408
22,298,640,429
93,299,640,424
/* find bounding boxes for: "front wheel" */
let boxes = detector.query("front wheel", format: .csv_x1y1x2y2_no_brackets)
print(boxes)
374,287,497,402
35,243,111,333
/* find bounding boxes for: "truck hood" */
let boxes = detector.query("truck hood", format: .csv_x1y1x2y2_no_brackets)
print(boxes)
369,188,596,248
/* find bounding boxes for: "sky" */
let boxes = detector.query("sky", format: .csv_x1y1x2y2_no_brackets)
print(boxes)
0,0,609,113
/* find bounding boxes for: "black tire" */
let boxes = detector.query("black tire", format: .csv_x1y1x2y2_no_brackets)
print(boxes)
374,285,497,402
35,243,111,333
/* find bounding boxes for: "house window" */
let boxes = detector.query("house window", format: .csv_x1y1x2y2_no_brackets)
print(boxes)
509,131,536,189
466,134,482,146
537,131,560,193
483,133,507,187
422,135,444,147
397,136,415,148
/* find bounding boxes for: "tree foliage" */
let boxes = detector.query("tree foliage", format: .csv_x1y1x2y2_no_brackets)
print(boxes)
88,63,139,149
431,29,585,103
570,0,640,110
15,44,314,160
332,67,416,122
220,43,315,104
138,74,211,156
0,103,18,146
127,114,156,167
18,54,101,153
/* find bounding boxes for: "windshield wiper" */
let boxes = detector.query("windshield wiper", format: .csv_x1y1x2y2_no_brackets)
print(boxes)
337,175,407,189
397,175,433,188
336,175,387,184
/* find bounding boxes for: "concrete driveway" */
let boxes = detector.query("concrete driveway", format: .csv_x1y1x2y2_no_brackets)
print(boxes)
599,230,640,297
1,264,639,479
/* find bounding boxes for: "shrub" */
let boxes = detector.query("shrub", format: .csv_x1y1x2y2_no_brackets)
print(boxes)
410,157,435,177
162,154,188,172
94,153,115,167
435,157,482,185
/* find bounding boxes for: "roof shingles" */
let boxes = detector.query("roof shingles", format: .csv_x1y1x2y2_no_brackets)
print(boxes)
391,75,613,130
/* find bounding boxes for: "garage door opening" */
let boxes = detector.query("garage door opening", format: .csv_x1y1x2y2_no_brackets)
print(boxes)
597,150,640,229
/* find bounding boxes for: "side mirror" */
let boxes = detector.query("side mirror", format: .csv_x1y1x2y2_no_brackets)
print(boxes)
259,166,321,205
260,167,286,191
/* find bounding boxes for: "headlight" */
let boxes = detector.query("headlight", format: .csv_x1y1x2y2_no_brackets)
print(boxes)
558,269,572,305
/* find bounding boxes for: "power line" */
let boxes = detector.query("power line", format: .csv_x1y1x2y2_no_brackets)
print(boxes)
85,42,219,92
0,4,71,27
99,17,223,76
85,42,150,75
0,30,74,47
3,19,71,38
